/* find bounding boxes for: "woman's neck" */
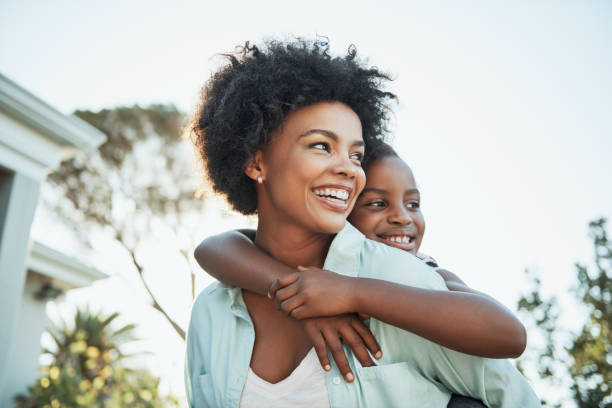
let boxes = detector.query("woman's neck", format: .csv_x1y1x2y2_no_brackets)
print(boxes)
254,219,333,269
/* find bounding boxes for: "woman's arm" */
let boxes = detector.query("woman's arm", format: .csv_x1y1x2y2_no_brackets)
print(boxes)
270,268,526,358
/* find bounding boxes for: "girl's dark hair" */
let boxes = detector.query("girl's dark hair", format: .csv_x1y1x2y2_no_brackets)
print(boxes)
362,142,399,170
192,38,397,214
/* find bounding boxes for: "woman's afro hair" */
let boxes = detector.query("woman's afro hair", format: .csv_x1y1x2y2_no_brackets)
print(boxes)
192,38,397,215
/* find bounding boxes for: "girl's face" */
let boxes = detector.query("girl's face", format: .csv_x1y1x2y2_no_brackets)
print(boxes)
348,156,425,254
255,102,366,234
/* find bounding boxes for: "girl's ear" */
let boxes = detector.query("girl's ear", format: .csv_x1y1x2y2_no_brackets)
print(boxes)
245,150,264,182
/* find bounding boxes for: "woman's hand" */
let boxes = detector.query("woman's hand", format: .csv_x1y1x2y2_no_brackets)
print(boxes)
268,266,358,319
301,314,382,382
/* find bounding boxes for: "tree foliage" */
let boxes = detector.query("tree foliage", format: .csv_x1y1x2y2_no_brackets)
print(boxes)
517,218,611,408
14,308,179,408
46,105,208,340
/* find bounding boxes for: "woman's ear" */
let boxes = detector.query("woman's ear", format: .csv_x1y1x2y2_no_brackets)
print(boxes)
245,150,264,182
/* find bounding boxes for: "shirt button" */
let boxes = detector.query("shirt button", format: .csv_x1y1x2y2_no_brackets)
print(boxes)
332,376,341,385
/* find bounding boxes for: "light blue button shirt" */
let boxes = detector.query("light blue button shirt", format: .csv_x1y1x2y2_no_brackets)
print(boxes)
185,222,541,407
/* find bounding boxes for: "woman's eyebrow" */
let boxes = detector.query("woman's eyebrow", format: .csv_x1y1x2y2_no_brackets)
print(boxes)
298,129,364,147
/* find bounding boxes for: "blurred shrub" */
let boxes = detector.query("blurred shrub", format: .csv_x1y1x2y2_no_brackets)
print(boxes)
14,308,179,407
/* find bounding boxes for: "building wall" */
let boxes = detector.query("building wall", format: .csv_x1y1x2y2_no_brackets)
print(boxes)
3,272,50,404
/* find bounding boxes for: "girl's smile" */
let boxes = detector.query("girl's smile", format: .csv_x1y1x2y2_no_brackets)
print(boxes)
349,155,425,255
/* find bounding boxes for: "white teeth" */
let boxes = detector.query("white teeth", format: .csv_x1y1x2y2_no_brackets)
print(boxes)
314,188,349,201
386,236,412,244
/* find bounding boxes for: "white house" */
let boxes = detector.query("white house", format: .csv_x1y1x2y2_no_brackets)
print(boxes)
0,73,108,406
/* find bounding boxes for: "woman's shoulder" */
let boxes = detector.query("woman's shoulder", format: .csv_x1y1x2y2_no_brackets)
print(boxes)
190,282,238,323
360,239,447,290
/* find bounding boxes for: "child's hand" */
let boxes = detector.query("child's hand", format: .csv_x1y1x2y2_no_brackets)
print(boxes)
416,252,438,267
435,267,468,289
267,266,358,319
301,315,382,382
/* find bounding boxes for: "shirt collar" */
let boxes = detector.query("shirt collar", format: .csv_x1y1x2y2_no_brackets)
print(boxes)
323,221,364,278
218,283,251,321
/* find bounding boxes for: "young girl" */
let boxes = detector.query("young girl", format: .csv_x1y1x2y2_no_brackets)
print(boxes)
195,143,527,407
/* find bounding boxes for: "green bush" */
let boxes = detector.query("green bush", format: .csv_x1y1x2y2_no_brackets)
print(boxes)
15,308,179,407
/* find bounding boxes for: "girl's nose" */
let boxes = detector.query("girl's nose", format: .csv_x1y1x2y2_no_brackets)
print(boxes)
388,205,412,225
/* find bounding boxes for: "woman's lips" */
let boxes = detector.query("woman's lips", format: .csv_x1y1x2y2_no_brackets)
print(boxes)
312,186,352,213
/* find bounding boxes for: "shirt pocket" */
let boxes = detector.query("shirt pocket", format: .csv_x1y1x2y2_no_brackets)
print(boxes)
356,362,450,408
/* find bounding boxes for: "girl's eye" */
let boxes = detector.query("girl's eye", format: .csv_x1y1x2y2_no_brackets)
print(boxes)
366,200,386,208
310,142,329,151
406,201,420,209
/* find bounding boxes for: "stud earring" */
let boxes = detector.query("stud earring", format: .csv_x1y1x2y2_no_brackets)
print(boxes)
257,176,263,184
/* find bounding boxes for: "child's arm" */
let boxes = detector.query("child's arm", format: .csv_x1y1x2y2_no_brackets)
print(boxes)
195,229,292,296
194,230,382,382
270,267,527,359
419,252,506,299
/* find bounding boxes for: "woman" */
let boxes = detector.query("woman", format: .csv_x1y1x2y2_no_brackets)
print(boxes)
185,39,540,407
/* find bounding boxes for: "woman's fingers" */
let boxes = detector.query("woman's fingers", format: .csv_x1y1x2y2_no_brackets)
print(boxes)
339,323,375,368
321,328,354,382
267,273,300,299
350,317,382,360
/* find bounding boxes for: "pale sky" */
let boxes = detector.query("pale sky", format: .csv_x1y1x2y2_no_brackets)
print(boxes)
2,1,611,405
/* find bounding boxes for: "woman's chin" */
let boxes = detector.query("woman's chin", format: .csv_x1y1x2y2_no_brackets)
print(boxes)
313,217,346,234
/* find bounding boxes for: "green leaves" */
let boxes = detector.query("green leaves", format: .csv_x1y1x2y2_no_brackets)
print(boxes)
517,218,612,408
14,308,178,408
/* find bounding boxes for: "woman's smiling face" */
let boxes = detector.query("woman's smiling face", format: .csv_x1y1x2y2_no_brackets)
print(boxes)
253,102,366,234
348,156,425,254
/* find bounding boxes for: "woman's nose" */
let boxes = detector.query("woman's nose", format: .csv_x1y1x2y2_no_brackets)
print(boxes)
332,153,357,178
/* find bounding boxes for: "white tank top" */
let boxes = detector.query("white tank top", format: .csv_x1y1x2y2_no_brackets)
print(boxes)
239,347,331,407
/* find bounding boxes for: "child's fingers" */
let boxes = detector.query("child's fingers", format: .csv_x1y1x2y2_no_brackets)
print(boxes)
339,324,375,368
287,304,309,320
321,328,354,382
416,252,438,267
278,295,304,317
273,284,300,310
350,317,382,360
267,273,300,299
307,329,332,372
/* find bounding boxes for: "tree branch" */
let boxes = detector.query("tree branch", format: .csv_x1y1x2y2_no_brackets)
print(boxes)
178,247,197,302
114,228,185,340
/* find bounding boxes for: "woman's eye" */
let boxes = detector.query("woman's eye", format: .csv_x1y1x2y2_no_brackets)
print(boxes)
406,201,420,209
350,152,364,162
310,142,329,151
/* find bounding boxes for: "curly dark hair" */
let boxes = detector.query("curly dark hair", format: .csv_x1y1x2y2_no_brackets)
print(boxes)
362,141,399,170
192,38,397,215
